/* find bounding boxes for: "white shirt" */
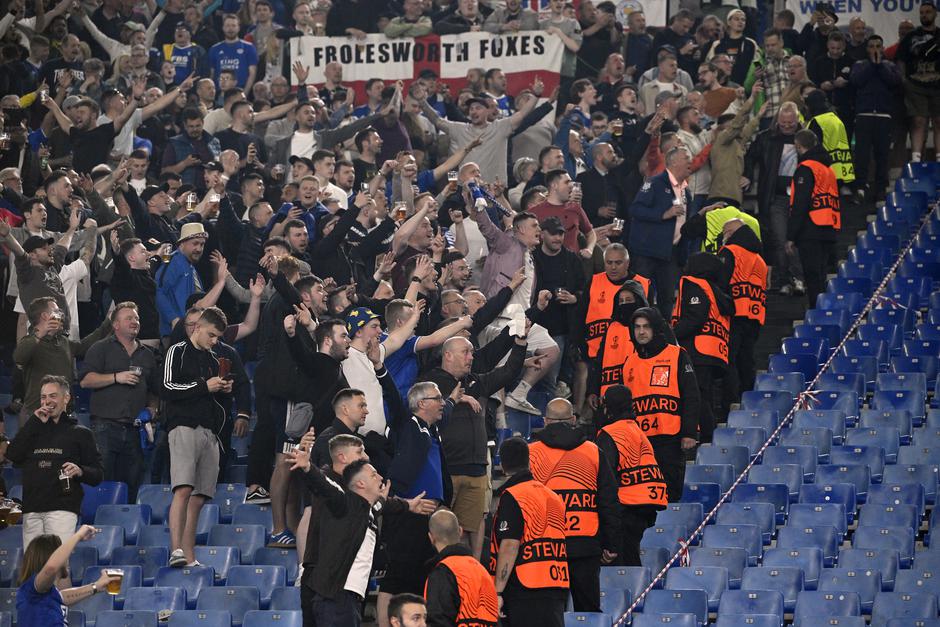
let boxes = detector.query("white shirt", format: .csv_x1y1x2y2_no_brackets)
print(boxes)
203,108,232,135
341,344,387,435
289,130,317,162
321,181,349,209
343,510,376,597
59,258,88,338
99,109,142,158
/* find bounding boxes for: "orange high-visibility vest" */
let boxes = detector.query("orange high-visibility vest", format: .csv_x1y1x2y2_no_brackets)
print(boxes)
599,419,669,506
790,159,841,230
623,343,683,437
585,273,650,358
673,276,731,364
488,480,570,590
530,440,601,538
425,554,499,627
599,321,636,396
722,244,768,324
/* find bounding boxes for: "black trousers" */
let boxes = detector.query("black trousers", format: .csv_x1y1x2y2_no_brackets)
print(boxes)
649,436,685,503
503,593,566,627
726,318,760,404
246,375,275,489
855,114,893,194
618,505,660,567
694,364,724,445
569,554,601,612
633,248,680,321
301,570,317,627
797,239,829,309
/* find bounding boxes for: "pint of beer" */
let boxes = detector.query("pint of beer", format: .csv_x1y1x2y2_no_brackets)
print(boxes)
106,569,124,594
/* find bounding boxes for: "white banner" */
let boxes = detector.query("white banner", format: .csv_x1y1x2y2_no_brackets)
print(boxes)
787,0,925,44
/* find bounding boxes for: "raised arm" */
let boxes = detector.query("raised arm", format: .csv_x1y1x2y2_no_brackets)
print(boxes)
43,95,73,134
507,91,538,130
79,13,124,60
141,74,195,121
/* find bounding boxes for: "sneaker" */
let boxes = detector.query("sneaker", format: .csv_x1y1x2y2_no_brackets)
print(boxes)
554,381,572,399
791,279,806,295
505,393,540,415
779,283,794,296
168,549,187,568
246,487,271,505
186,560,202,568
268,530,297,548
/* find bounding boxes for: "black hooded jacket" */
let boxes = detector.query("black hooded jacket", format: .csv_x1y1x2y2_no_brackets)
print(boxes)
630,307,700,441
673,253,735,369
531,422,621,558
787,145,838,242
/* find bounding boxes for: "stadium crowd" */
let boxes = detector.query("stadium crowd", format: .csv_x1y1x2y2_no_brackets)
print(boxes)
0,0,936,624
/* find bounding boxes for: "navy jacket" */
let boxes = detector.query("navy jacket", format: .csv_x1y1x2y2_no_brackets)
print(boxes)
850,59,902,115
627,170,691,261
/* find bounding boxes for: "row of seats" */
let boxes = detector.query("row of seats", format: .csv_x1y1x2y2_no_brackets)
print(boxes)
0,609,301,627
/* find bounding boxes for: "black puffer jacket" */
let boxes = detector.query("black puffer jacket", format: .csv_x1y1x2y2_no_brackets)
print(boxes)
673,253,735,370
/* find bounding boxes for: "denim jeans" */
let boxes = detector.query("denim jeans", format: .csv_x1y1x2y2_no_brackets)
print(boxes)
763,194,804,288
312,590,362,627
92,419,144,502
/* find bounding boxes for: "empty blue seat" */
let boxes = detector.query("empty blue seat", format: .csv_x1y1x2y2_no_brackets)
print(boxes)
241,611,302,627
795,617,865,627
871,219,911,240
916,324,940,341
95,611,157,627
904,338,940,358
0,550,20,587
81,482,129,524
701,524,762,567
854,526,916,568
680,484,720,515
727,410,779,433
779,428,832,463
874,306,918,335
782,337,830,364
840,547,899,591
641,525,686,554
717,589,784,622
857,232,900,251
902,163,940,183
123,587,187,612
900,441,940,471
788,503,847,537
889,276,933,307
886,619,940,627
716,504,775,546
71,587,115,625
814,373,866,404
872,390,926,428
831,355,878,388
871,592,939,625
777,526,840,568
793,410,846,445
894,567,940,597
192,505,220,546
899,259,940,279
849,246,893,266
839,260,882,281
599,588,628,620
815,464,870,504
193,546,240,583
227,566,286,609
111,547,168,587
69,546,98,586
690,547,747,589
665,566,728,612
816,292,863,316
196,587,260,626
741,391,795,417
762,445,816,481
793,591,861,625
94,505,151,545
695,445,750,476
825,279,871,301
861,409,914,443
868,483,926,518
795,323,842,349
810,391,860,424
232,505,274,535
768,354,818,381
830,445,885,483
639,547,673,579
600,566,649,610
732,484,789,524
215,484,249,523
845,427,901,464
81,565,141,609
655,503,704,536
892,355,939,392
167,611,232,626
154,567,215,609
86,525,123,564
269,587,301,612
818,568,882,613
746,464,802,503
684,465,734,493
883,464,938,505
799,484,857,525
858,503,919,533
251,549,298,586
858,324,904,353
841,339,889,368
742,566,804,613
562,613,611,627
714,615,780,627
756,373,805,397
629,614,697,627
208,525,266,564
136,525,170,549
713,427,768,459
643,590,708,627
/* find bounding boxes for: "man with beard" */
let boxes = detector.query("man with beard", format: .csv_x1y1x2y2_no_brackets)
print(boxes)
440,251,472,292
577,143,624,228
155,222,208,336
215,101,268,165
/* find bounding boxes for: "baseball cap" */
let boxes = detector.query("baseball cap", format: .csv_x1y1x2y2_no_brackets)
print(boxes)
540,216,565,235
204,161,224,173
23,235,54,253
140,186,164,203
345,307,381,336
289,155,314,170
465,97,489,109
175,22,193,32
62,95,82,109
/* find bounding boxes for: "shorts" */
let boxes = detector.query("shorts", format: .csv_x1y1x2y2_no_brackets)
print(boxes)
904,81,940,118
169,425,221,498
271,397,292,452
450,474,489,532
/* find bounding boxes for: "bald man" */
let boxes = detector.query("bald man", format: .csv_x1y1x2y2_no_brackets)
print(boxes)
528,398,620,612
425,509,498,627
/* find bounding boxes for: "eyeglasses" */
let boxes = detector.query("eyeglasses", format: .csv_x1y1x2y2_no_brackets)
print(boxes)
421,395,444,402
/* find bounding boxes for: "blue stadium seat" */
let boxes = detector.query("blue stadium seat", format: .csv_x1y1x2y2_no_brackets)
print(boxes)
680,484,720,516
872,390,926,429
782,337,830,364
840,547,899,591
868,483,926,518
69,546,99,586
741,566,804,613
883,464,939,505
713,427,768,459
818,568,882,613
81,482,129,524
768,354,818,381
0,550,20,587
871,219,912,241
252,549,299,586
727,410,779,433
776,526,840,568
814,464,871,504
904,338,940,358
641,525,686,554
871,592,939,625
816,292,863,316
232,505,274,535
787,503,847,538
684,465,735,493
110,547,168,588
136,525,171,549
755,373,805,397
154,567,215,609
839,260,882,281
241,611,303,627
193,546,240,584
690,547,748,589
845,427,901,464
889,276,933,307
136,485,173,525
830,445,885,483
858,324,904,354
849,246,893,266
794,323,842,350
81,566,141,609
858,504,919,533
215,484,249,523
0,530,21,555
779,428,832,463
167,611,232,626
695,445,750,475
857,232,900,251
793,410,846,445
196,587,260,626
872,306,918,335
269,587,301,611
640,546,673,579
814,373,866,403
86,525,124,564
746,462,802,501
793,591,861,625
227,566,286,609
794,618,864,627
208,525,266,564
655,503,704,536
732,484,789,524
701,524,762,566
915,324,940,341
741,391,795,417
95,611,157,627
799,484,857,525
71,587,115,625
562,612,612,627
599,589,628,620
894,568,940,597
825,279,871,302
628,615,697,627
901,163,940,183
861,409,913,443
841,339,889,368
0,589,14,624
761,446,815,482
717,589,783,623
94,505,151,545
715,616,779,627
886,620,940,627
716,504,775,547
854,526,916,569
665,566,728,612
642,590,708,627
892,355,939,393
810,391,860,424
